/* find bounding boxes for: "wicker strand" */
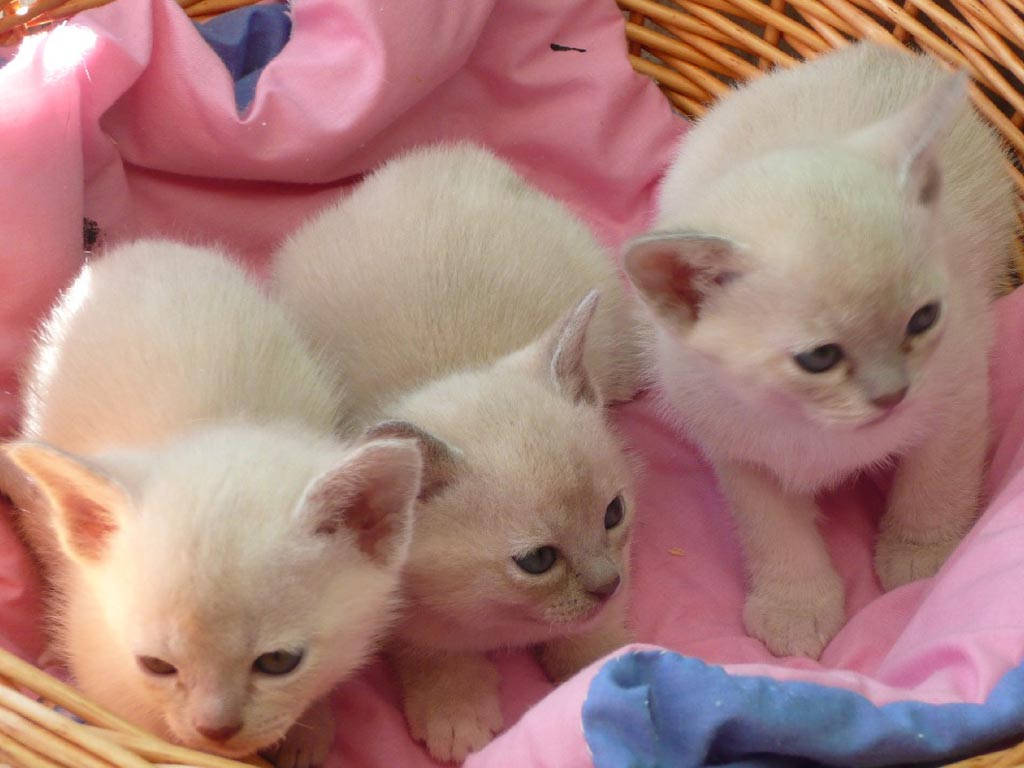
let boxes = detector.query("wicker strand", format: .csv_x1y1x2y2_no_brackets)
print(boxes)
617,0,734,44
184,0,261,18
87,728,266,768
0,730,67,768
761,0,786,70
0,651,146,737
625,21,735,78
691,0,832,50
629,53,712,100
0,683,151,768
0,703,124,768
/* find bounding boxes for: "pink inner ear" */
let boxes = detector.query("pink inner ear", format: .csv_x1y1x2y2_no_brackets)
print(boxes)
666,256,702,308
8,447,122,562
342,488,395,558
636,250,701,312
62,493,118,561
309,474,398,559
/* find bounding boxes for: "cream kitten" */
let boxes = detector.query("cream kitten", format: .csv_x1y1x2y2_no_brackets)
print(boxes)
624,43,1018,659
273,143,642,762
0,241,424,767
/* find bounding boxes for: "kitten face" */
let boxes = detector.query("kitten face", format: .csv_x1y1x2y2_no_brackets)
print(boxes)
638,147,951,429
393,369,635,647
97,541,388,756
8,427,420,757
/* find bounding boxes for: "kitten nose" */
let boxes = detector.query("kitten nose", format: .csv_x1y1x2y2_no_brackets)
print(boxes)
870,386,908,410
195,722,242,742
588,574,621,601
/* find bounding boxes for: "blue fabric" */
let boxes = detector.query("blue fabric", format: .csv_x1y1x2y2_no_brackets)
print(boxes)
194,3,291,112
583,651,1024,767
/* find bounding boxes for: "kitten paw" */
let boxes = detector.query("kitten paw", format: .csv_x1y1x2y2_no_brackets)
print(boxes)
743,574,845,659
263,700,334,768
875,529,960,591
403,656,503,763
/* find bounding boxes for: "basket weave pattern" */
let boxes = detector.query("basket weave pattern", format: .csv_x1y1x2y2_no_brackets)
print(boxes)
619,0,1024,285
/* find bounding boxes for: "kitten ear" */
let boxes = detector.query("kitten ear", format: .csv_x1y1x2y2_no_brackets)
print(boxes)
299,439,422,567
362,420,460,501
538,290,600,406
0,442,129,563
623,231,740,328
844,71,968,206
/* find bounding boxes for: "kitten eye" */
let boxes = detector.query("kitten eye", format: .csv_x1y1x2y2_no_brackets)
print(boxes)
604,495,624,530
907,302,940,335
794,344,843,374
513,546,558,575
253,650,304,676
137,656,177,676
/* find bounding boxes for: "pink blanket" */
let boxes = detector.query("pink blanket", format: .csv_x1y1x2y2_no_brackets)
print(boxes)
3,1,1024,766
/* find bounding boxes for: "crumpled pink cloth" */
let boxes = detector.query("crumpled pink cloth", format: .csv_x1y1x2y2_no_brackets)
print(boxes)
3,1,1024,767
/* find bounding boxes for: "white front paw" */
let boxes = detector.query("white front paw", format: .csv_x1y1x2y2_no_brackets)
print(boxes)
263,701,334,768
403,659,503,763
743,573,845,659
875,528,960,591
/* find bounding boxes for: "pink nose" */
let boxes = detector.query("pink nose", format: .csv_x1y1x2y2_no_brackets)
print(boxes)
588,574,621,601
195,722,242,742
871,386,908,410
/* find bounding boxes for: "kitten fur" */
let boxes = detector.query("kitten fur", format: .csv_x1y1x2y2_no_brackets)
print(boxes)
1,241,423,766
624,43,1017,659
273,143,640,762
273,142,650,431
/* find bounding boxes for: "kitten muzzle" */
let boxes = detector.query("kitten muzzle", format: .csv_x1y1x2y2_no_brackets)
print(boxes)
586,574,621,601
870,386,908,411
195,722,243,743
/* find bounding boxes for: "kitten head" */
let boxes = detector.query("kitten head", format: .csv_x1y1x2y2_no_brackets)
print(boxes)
3,426,422,757
377,292,635,649
626,72,967,429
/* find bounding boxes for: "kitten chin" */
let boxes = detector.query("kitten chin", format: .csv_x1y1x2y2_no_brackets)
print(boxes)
625,42,1015,659
2,241,423,762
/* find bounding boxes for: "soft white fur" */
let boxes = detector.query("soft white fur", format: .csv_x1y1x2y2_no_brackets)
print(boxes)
625,44,1017,658
4,242,423,766
273,142,650,430
273,144,642,762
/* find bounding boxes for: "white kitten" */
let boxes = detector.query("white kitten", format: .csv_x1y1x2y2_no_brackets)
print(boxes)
1,241,423,767
624,43,1018,658
273,144,641,762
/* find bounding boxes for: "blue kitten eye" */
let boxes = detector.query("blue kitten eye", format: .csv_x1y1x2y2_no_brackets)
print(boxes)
794,344,843,374
513,546,558,575
907,302,940,335
137,656,177,676
604,495,624,530
253,650,304,676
